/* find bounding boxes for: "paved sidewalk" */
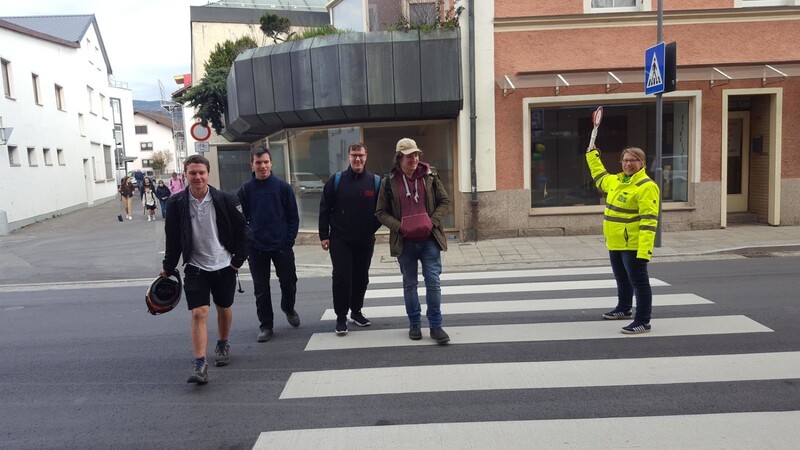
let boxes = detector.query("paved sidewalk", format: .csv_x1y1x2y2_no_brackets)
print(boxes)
1,197,799,285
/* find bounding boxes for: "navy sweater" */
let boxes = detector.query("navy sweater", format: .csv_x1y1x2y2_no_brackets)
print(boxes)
237,173,299,252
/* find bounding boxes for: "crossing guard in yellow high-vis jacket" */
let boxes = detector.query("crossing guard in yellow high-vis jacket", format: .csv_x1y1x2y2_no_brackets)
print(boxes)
586,146,660,334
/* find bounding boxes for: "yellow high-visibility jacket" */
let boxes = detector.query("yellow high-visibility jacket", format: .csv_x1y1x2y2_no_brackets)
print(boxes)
586,149,660,260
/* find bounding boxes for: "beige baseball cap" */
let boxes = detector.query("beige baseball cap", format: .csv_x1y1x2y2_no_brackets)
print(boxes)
395,138,422,155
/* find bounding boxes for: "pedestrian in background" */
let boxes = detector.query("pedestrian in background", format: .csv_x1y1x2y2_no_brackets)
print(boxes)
169,171,185,195
319,143,382,335
155,180,171,219
134,169,144,196
161,154,248,384
586,144,660,334
118,176,135,220
237,147,300,343
141,176,154,202
142,184,157,222
376,138,452,344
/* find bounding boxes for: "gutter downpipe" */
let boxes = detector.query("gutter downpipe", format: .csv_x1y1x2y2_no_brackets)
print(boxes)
468,0,479,241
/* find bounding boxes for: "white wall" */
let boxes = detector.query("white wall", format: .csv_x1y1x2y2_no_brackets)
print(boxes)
0,24,120,231
132,112,175,176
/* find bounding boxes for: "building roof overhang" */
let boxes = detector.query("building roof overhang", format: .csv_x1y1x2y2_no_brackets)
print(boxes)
497,62,800,97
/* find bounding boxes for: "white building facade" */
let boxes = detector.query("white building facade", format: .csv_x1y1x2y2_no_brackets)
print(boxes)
0,15,135,234
132,110,177,175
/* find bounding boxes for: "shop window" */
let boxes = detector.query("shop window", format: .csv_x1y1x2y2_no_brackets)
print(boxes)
529,101,689,208
585,0,649,13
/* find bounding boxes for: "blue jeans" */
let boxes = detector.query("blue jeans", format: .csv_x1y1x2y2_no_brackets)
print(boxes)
397,238,443,328
608,250,652,323
159,199,168,219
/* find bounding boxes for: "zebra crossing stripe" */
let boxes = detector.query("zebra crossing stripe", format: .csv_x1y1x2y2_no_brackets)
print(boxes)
368,267,613,285
320,293,712,320
364,278,670,299
253,410,800,449
281,350,795,399
304,315,770,351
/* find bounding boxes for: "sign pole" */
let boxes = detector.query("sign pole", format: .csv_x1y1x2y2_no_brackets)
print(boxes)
654,0,664,247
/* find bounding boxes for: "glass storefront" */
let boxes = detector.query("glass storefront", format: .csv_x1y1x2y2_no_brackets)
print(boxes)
217,120,456,231
530,101,689,208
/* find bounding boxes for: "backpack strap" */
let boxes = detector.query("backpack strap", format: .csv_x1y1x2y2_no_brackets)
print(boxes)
333,171,342,191
374,174,381,192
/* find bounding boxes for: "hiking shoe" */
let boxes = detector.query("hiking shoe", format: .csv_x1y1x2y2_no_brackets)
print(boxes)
285,310,301,328
603,309,633,320
335,318,348,335
621,321,652,334
257,328,273,342
214,341,230,367
350,311,371,327
187,358,208,384
409,324,422,341
430,327,450,344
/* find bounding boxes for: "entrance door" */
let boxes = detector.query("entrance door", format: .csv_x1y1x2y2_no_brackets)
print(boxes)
726,111,750,213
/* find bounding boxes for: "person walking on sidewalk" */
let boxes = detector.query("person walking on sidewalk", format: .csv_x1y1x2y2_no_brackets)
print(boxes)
142,184,158,221
237,147,301,343
319,143,382,335
586,145,660,334
118,176,135,220
161,155,248,384
168,171,185,195
376,138,451,344
155,180,171,219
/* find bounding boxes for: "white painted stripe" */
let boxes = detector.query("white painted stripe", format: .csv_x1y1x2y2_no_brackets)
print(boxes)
253,411,800,449
320,293,712,320
304,315,769,351
368,266,612,285
364,278,670,299
281,350,794,399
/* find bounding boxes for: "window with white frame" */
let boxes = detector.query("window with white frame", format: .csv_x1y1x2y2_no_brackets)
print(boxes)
55,84,65,110
735,0,799,7
43,147,52,166
1,58,13,98
57,148,65,165
140,142,153,151
32,73,41,105
87,85,95,114
27,147,38,166
8,145,20,166
103,145,113,179
585,0,650,13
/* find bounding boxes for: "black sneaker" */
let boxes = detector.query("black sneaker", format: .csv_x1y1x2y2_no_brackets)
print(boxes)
257,328,273,343
430,327,450,344
187,358,208,384
214,340,230,367
603,309,633,320
409,324,422,340
285,310,301,328
350,311,371,327
335,318,348,335
621,321,652,334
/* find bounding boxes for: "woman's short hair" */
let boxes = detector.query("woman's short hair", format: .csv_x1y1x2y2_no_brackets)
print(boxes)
621,147,646,164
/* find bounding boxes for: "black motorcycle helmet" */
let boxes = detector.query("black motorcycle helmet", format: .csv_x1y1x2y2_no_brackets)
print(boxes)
145,269,182,315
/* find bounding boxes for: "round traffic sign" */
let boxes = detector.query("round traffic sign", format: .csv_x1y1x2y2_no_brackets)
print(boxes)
190,122,212,142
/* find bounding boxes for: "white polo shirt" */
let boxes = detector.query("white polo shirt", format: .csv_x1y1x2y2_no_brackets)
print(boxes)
187,189,232,271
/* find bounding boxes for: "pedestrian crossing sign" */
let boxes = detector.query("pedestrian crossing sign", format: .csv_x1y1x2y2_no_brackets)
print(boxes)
645,42,666,95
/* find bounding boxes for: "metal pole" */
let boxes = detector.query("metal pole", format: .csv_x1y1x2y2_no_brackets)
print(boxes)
654,0,664,247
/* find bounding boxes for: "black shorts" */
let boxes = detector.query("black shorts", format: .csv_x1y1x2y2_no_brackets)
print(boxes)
145,205,157,211
183,264,237,310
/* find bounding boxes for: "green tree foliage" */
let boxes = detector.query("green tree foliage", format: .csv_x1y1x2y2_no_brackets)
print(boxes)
260,13,293,43
174,36,257,135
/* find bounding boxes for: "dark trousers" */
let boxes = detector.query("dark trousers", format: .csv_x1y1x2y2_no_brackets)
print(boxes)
329,236,375,319
609,250,652,323
249,247,297,330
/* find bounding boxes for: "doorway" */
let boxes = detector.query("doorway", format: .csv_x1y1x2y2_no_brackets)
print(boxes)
726,111,750,213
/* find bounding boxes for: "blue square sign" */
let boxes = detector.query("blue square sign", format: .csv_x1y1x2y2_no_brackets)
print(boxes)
645,42,665,95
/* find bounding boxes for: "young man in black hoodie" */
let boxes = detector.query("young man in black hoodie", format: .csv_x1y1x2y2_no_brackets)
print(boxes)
319,143,382,335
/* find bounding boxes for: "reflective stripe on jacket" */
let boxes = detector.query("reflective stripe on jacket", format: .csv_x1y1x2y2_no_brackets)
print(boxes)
586,149,660,260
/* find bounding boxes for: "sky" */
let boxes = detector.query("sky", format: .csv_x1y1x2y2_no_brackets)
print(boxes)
3,0,210,101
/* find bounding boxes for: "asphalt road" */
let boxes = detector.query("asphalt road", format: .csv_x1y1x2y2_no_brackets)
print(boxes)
1,256,799,449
